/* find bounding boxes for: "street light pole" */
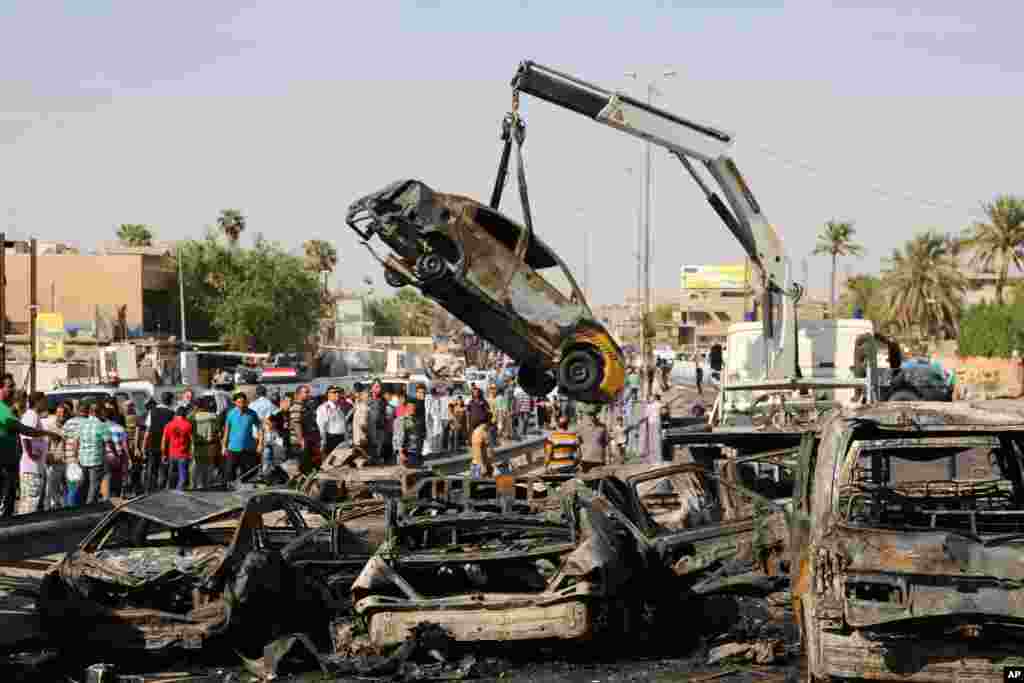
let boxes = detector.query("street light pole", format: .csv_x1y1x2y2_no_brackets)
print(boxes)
625,68,676,400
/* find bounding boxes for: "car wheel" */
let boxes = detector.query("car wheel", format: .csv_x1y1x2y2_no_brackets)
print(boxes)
415,253,447,282
888,390,919,402
518,365,556,397
558,348,603,396
384,267,409,288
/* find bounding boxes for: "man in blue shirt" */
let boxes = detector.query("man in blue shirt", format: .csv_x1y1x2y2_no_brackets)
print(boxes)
220,392,263,482
249,385,276,423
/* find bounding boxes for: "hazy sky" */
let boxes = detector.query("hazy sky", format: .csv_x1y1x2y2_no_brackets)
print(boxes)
2,1,1021,304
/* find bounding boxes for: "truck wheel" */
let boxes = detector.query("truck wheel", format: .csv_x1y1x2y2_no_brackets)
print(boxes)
384,268,409,288
558,348,603,397
888,390,919,402
415,253,447,282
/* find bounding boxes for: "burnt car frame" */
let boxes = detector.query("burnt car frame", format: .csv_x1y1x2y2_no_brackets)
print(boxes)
346,180,625,403
39,488,376,652
792,402,1024,682
352,463,792,647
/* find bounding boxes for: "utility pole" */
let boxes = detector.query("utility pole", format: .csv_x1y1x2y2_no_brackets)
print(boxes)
29,238,37,393
178,244,187,344
626,68,676,400
582,227,589,302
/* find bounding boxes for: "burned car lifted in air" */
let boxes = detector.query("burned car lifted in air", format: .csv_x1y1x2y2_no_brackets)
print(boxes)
38,489,375,652
352,465,791,646
793,402,1024,682
346,180,625,403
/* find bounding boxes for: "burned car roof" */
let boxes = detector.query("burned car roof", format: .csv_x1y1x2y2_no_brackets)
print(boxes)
836,401,1024,431
116,488,322,529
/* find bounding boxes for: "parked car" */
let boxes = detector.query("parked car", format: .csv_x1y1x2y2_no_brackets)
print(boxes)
793,402,1024,682
38,489,376,653
46,382,152,416
346,180,626,403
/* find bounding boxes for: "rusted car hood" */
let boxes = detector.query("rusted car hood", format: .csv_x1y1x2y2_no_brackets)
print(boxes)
830,525,1024,580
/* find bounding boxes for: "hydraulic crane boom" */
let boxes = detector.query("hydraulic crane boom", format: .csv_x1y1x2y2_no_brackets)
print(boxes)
509,60,799,380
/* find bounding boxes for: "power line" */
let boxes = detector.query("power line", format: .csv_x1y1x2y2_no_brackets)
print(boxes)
750,143,986,219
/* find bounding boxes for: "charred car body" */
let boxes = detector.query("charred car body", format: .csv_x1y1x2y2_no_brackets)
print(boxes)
346,180,625,403
353,464,791,646
39,489,375,652
793,403,1024,681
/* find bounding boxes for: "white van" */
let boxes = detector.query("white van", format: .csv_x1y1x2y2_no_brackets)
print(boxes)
721,318,874,412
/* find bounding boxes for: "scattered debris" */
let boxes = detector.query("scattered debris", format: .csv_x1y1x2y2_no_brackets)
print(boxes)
707,639,785,666
37,489,375,652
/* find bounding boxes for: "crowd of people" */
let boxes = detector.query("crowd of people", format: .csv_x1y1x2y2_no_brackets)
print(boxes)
0,373,594,515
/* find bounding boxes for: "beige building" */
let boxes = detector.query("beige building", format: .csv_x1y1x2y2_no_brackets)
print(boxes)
4,242,178,338
678,263,754,348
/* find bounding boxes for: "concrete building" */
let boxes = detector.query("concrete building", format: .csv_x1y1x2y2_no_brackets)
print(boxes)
4,242,178,338
678,263,754,349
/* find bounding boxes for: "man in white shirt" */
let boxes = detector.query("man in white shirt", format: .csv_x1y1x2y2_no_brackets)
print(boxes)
249,385,276,423
316,386,348,458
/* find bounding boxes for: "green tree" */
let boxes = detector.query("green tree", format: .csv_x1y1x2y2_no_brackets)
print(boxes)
813,220,864,316
216,209,246,248
175,232,320,350
366,289,438,337
365,299,401,336
962,195,1024,305
958,301,1024,358
841,274,887,323
303,239,339,274
116,223,154,246
882,231,967,340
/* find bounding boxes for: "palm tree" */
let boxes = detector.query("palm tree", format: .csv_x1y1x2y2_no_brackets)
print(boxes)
302,239,339,274
882,231,967,340
216,209,246,247
393,289,434,336
116,223,154,247
962,195,1024,305
842,274,887,323
813,220,864,316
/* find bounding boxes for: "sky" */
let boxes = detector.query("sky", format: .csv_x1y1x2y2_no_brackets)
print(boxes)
1,0,1022,305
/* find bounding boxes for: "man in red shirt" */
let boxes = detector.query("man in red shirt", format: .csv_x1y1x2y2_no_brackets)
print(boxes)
162,407,193,491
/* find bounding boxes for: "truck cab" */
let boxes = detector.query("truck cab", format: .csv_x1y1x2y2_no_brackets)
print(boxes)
716,318,874,428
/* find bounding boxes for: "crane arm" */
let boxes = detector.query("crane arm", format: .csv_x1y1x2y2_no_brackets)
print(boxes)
511,60,787,295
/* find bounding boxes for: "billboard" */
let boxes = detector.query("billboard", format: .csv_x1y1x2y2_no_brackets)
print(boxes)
680,263,749,290
35,313,65,361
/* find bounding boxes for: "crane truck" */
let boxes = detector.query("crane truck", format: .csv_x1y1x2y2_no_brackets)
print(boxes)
499,61,874,428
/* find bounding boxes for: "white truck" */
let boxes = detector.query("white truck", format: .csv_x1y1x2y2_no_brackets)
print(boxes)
713,318,874,427
506,61,873,430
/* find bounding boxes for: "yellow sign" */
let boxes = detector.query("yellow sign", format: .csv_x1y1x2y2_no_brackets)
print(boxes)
680,263,749,290
35,312,65,361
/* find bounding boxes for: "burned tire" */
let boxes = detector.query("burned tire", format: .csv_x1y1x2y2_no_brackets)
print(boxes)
415,253,447,282
518,364,556,397
888,390,919,402
558,348,603,397
384,267,409,288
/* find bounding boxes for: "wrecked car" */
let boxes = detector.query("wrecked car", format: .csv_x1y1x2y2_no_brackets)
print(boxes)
352,473,650,646
793,402,1024,681
352,463,791,647
572,461,793,583
39,489,376,652
346,180,625,403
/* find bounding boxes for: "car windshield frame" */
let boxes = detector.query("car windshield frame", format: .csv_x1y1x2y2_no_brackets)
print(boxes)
473,204,589,309
837,433,1024,537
